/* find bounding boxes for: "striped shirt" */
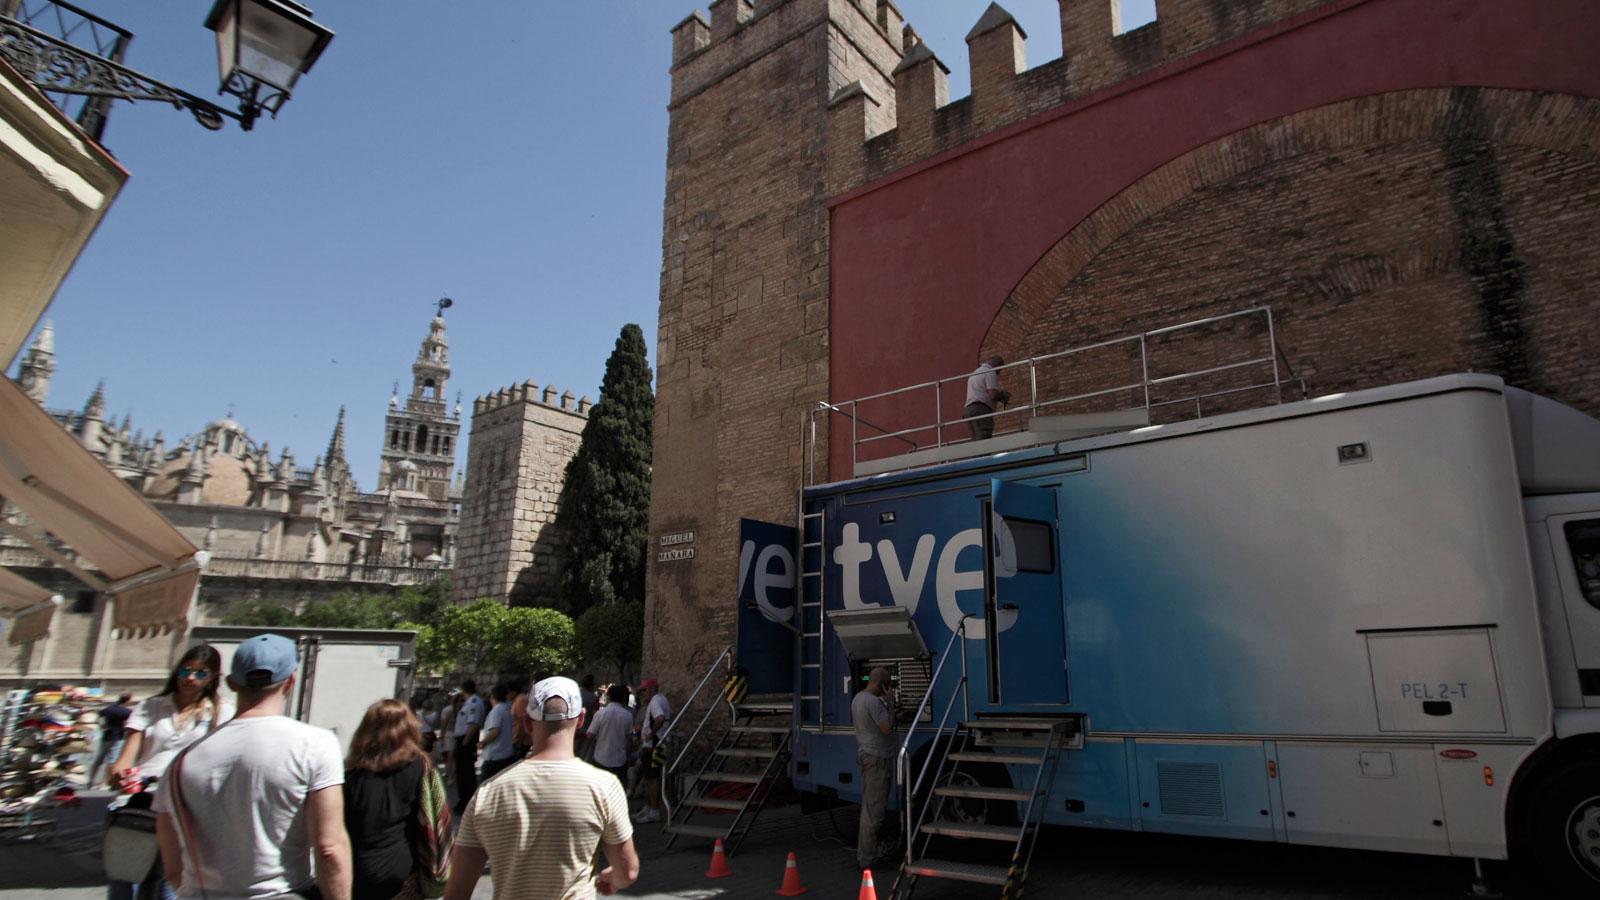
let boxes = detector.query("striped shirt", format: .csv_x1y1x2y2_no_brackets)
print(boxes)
456,758,632,900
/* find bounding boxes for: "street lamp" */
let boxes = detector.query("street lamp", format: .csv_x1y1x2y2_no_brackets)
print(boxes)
204,0,333,130
0,0,334,136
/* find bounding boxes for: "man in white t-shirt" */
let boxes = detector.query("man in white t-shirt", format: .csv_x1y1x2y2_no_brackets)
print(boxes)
154,633,351,900
453,679,486,814
586,684,634,784
634,678,672,823
964,355,1011,441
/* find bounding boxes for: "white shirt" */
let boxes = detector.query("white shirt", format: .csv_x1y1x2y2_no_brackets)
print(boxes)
438,704,457,751
454,694,485,738
481,701,515,762
125,694,235,779
965,362,999,407
640,694,671,748
586,703,635,768
152,715,344,899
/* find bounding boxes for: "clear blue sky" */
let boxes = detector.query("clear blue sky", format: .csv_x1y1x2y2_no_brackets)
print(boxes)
19,0,1152,490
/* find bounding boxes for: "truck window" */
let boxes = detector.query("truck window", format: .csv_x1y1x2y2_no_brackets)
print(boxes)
1007,518,1055,574
1566,519,1600,610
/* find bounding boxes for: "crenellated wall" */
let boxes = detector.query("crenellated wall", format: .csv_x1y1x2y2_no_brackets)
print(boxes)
453,380,589,608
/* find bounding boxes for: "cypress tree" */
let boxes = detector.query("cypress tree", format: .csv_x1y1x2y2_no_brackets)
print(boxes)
555,323,654,615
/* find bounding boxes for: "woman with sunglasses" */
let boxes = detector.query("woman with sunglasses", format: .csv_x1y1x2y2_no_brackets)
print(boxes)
106,644,235,900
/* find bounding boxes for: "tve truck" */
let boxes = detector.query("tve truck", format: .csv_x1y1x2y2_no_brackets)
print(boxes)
722,372,1600,896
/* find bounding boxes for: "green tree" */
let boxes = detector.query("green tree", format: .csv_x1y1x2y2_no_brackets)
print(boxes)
220,577,455,631
424,599,575,676
574,600,644,681
555,324,654,615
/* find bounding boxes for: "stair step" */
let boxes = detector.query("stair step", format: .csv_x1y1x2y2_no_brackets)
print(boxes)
694,772,764,784
687,797,746,812
908,857,1009,885
920,820,1022,842
933,785,1033,802
964,718,1063,732
948,751,1043,766
729,725,789,734
715,747,777,759
736,701,794,713
664,823,730,839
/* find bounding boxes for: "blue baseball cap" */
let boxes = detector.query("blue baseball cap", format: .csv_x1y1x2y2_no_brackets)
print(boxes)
230,634,298,688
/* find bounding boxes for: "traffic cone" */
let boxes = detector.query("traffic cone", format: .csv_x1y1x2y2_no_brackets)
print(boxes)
704,838,733,879
775,851,808,896
858,869,878,900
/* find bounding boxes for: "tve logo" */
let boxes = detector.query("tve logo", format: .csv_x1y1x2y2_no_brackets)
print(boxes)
738,521,796,624
833,521,1018,639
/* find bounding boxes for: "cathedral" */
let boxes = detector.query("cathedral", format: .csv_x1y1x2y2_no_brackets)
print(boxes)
2,313,461,645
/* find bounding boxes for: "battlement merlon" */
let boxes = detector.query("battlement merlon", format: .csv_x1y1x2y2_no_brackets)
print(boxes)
471,380,592,419
821,0,1340,196
669,0,906,107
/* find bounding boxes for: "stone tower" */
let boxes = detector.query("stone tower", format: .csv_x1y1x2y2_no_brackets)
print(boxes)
644,0,901,681
378,312,460,500
15,321,55,403
452,382,589,607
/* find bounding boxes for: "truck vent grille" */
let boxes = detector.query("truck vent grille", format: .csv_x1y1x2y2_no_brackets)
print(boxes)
1156,761,1225,817
895,662,933,723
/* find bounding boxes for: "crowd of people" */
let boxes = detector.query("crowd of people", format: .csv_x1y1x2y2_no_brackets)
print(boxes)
100,636,677,900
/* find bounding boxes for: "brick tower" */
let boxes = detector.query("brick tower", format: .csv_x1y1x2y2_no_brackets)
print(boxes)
453,382,589,606
378,311,460,501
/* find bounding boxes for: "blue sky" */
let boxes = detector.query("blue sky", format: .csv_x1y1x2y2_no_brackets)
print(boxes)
18,0,1152,489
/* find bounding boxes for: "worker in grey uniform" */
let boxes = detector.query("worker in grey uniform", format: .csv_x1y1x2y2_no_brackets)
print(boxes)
852,666,897,869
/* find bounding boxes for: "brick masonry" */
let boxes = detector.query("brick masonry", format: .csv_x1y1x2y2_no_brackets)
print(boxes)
646,0,1600,689
453,384,589,608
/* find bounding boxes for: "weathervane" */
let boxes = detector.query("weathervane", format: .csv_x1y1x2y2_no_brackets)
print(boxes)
437,297,454,316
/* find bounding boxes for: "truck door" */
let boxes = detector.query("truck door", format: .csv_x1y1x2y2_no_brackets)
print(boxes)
985,478,1068,706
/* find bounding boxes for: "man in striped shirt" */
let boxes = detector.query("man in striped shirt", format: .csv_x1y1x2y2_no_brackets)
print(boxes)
445,676,640,900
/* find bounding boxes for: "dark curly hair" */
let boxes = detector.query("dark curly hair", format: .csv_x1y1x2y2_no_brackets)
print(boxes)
158,644,223,709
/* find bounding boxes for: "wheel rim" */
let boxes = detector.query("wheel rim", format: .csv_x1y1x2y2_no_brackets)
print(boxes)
1568,793,1600,883
940,770,989,827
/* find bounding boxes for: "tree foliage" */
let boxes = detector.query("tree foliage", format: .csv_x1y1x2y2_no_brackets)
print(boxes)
420,599,575,677
555,323,654,615
220,577,453,631
574,601,643,680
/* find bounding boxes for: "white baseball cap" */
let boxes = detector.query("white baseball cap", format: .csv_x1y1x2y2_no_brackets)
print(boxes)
527,676,583,721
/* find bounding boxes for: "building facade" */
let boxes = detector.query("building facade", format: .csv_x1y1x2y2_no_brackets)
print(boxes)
1,315,464,693
643,0,1600,688
453,382,589,608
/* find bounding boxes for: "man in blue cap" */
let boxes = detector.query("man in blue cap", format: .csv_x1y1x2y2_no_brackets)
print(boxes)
153,634,352,900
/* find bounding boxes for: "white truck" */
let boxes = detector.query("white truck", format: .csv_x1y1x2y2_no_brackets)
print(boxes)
188,625,416,753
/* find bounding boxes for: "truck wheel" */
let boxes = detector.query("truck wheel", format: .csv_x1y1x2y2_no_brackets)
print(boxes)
924,760,1018,861
1526,758,1600,893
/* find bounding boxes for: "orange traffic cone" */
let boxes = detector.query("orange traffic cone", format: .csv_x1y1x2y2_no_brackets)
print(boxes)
775,851,808,896
858,869,878,900
704,838,733,879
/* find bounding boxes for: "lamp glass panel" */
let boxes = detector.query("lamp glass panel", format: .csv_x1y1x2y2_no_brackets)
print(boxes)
236,2,321,91
213,3,238,85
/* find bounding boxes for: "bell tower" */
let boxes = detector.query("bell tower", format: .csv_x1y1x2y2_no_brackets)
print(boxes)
378,300,460,499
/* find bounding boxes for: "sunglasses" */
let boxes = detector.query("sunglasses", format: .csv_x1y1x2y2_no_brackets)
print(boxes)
177,667,212,680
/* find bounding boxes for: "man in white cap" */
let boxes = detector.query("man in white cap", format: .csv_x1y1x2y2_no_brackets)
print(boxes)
445,676,640,900
153,633,351,900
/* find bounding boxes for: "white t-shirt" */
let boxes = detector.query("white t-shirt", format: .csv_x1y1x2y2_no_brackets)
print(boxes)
152,715,344,900
455,694,485,737
965,363,999,407
640,694,671,748
439,704,457,752
482,701,515,762
126,694,235,779
586,703,634,768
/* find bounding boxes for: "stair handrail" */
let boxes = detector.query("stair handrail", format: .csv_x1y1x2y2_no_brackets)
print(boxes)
659,643,734,777
896,616,971,870
1005,721,1062,890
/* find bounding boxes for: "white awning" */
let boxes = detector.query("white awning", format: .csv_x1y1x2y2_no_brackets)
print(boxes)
0,377,202,642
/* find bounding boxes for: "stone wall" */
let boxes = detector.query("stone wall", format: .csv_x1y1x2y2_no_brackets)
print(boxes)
452,383,588,607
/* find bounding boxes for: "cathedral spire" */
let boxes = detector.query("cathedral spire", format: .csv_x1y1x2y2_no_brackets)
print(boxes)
16,321,55,403
83,380,106,420
326,406,347,464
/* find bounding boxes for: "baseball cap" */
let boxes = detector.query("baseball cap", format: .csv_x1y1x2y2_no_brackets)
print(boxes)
527,676,583,721
230,634,298,688
639,678,659,692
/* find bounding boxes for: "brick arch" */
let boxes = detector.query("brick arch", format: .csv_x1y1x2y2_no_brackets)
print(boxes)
979,87,1600,413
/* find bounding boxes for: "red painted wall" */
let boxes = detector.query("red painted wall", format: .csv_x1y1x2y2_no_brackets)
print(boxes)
827,0,1600,472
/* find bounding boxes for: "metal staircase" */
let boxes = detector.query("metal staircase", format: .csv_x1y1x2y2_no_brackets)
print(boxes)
658,646,795,856
892,717,1070,898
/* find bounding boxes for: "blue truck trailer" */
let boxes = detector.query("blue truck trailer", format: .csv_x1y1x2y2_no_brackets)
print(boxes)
665,366,1600,897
